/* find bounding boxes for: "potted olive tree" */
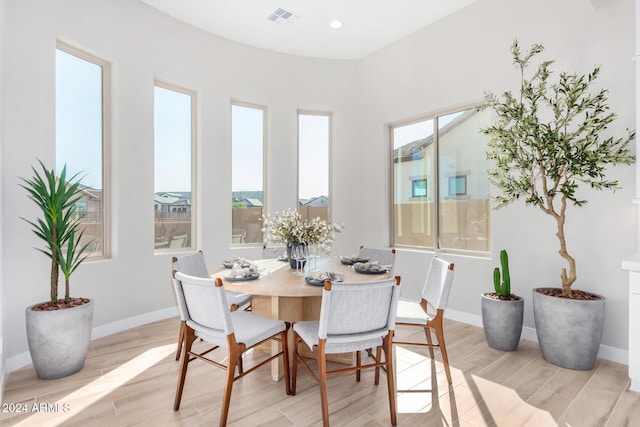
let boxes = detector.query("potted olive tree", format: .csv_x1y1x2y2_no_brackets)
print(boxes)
481,40,635,369
21,160,94,379
481,250,523,351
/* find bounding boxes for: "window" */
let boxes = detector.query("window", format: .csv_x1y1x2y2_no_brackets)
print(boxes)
412,179,427,197
391,106,491,253
231,103,265,245
154,83,195,251
448,176,467,196
298,112,330,221
56,44,110,257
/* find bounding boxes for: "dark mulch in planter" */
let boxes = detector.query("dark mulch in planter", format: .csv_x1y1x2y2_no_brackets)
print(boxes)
536,288,601,301
31,297,90,311
483,293,521,301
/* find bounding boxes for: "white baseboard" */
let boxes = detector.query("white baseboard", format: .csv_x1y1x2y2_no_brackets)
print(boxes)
5,306,178,374
444,308,629,366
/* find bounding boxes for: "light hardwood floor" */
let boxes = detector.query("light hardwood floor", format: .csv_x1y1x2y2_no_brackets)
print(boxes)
1,317,639,426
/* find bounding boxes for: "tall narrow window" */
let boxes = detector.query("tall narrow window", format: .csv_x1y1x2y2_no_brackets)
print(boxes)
231,103,265,245
391,106,491,253
56,44,109,257
154,83,195,251
298,112,330,221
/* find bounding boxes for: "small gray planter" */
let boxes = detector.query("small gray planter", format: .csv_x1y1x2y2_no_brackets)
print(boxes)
481,293,524,351
25,299,94,380
532,288,605,370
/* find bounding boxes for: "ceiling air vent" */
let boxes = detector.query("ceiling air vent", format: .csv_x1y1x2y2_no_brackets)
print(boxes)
267,8,300,24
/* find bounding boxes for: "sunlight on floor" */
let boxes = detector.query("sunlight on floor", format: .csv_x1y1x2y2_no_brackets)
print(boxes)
394,346,557,426
14,344,175,427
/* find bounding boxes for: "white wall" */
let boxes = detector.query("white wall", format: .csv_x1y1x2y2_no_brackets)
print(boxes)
0,0,6,398
0,0,636,372
1,0,360,368
357,0,636,355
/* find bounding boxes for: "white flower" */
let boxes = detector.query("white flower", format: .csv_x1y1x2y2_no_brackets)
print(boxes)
262,209,343,252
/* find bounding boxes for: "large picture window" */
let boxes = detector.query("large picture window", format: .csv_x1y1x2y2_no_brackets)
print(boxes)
154,82,195,251
231,103,265,245
298,112,330,221
391,106,491,253
56,44,110,258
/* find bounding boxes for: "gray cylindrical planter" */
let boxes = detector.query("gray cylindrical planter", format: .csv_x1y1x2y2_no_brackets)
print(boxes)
481,293,524,351
26,299,94,380
533,288,605,370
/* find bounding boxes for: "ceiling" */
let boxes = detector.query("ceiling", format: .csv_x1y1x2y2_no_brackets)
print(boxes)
140,0,478,60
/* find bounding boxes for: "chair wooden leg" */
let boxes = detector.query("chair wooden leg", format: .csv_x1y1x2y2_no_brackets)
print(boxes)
434,325,452,384
375,346,382,385
281,324,292,395
424,326,435,359
356,350,361,382
175,322,185,361
383,333,397,426
220,345,239,427
174,325,196,410
317,341,330,427
291,332,299,396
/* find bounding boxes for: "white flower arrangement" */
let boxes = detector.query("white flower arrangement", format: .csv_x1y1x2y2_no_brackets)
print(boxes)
262,209,343,252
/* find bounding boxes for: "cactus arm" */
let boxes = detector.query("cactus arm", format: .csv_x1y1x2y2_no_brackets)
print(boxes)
493,267,501,294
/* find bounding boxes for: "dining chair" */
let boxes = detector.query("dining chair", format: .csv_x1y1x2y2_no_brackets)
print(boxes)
169,234,188,248
394,257,455,385
172,272,291,427
291,277,401,427
172,251,252,360
359,246,396,277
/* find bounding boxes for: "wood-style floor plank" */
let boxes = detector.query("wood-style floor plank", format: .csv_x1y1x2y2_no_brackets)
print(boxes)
1,317,639,426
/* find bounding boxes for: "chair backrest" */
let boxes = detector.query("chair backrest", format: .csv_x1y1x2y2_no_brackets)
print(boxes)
422,257,455,313
171,252,210,322
358,246,396,276
172,251,209,278
173,272,234,335
262,244,286,259
170,234,188,248
318,277,400,342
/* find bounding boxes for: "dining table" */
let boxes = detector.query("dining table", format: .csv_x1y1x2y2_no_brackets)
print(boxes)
211,256,391,381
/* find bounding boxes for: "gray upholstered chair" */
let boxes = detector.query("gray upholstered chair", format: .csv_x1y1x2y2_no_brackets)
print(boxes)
172,272,291,426
172,251,252,360
394,257,455,384
359,246,396,277
291,277,401,427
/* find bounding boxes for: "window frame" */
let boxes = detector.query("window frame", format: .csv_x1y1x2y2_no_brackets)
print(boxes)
389,102,489,256
230,100,267,247
153,80,197,253
56,41,111,260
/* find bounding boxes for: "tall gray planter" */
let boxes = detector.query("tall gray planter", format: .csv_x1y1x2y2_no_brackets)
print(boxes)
25,299,94,380
533,288,605,370
481,294,524,351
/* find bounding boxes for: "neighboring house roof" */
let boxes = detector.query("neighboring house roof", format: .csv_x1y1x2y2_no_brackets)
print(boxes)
235,198,263,207
155,192,191,206
232,190,264,203
302,195,329,207
77,184,102,200
393,109,478,163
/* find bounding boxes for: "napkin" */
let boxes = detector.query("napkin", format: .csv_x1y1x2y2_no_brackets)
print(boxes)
341,255,370,263
311,271,344,282
229,262,259,277
353,261,391,272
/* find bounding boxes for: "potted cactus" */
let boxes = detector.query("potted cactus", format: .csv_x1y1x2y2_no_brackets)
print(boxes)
481,249,524,351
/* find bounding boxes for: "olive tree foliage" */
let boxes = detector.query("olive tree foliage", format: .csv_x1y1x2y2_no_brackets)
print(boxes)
481,40,635,296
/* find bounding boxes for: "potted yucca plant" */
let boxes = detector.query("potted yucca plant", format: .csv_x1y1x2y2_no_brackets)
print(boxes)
481,40,635,369
20,160,94,380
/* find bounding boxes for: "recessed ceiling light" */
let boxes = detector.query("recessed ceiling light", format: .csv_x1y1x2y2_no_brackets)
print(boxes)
329,19,343,29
